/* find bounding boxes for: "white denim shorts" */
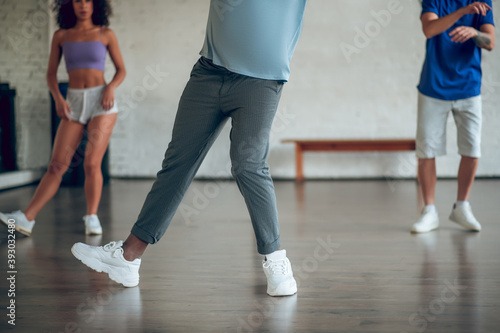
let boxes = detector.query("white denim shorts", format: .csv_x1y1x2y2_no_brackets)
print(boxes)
66,85,118,124
416,93,482,159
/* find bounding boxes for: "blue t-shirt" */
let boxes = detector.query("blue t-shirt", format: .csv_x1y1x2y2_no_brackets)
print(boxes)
200,0,308,81
418,0,495,100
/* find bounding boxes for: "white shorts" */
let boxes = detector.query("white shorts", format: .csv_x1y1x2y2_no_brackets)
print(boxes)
416,93,482,159
66,85,118,124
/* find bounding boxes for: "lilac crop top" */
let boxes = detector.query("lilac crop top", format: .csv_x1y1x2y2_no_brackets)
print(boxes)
62,30,107,72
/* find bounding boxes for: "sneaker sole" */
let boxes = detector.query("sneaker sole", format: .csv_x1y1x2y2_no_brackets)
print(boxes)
85,229,103,236
449,215,481,232
410,225,438,234
71,245,139,288
0,216,31,237
267,281,298,297
267,289,298,297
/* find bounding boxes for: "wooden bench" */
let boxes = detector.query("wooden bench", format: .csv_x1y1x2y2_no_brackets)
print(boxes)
281,139,416,182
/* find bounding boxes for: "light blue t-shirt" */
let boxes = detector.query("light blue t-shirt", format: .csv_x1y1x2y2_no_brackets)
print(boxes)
200,0,308,81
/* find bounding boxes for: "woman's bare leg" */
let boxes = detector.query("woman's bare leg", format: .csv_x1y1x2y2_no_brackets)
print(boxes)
83,114,117,215
24,120,85,221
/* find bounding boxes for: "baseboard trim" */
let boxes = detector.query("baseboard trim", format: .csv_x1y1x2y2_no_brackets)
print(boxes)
0,169,45,191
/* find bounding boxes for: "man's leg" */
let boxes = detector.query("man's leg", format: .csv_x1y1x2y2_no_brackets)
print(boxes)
224,76,296,296
226,77,283,255
123,234,147,261
72,59,230,285
412,93,449,233
453,95,482,202
457,156,479,202
449,96,482,231
418,158,437,205
125,60,229,257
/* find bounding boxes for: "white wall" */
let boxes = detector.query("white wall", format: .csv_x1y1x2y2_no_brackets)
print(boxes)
4,0,499,179
106,0,500,179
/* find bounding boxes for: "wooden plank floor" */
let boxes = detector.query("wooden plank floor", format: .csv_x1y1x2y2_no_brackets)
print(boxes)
0,179,499,333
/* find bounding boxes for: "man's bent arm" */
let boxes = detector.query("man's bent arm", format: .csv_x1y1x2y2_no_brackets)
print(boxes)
422,11,465,39
422,2,492,39
473,24,495,51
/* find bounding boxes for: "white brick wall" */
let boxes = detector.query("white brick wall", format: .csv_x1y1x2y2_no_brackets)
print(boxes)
0,0,52,170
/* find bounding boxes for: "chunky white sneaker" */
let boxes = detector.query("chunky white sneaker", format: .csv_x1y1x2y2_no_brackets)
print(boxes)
71,241,141,287
411,207,439,233
0,210,35,236
449,203,481,232
262,249,297,297
83,214,103,235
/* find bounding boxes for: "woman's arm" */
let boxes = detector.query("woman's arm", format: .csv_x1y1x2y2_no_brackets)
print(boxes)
47,29,71,121
101,28,126,110
421,2,492,39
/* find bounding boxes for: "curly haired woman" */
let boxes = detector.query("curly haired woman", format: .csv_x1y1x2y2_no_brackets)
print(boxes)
0,0,126,236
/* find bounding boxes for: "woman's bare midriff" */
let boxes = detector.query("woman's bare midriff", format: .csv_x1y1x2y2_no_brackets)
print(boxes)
68,69,107,89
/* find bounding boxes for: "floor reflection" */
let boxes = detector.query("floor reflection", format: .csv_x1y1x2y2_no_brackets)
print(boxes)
237,293,298,332
0,179,498,332
77,285,143,332
250,249,298,332
414,231,478,332
0,233,143,332
451,231,479,333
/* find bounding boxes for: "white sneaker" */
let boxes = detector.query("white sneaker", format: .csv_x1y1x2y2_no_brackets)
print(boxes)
71,241,141,287
262,249,297,297
449,203,481,232
83,214,103,235
411,207,439,233
0,210,35,236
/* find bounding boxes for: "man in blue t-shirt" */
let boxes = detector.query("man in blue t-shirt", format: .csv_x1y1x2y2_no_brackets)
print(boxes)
411,1,495,233
71,0,308,296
